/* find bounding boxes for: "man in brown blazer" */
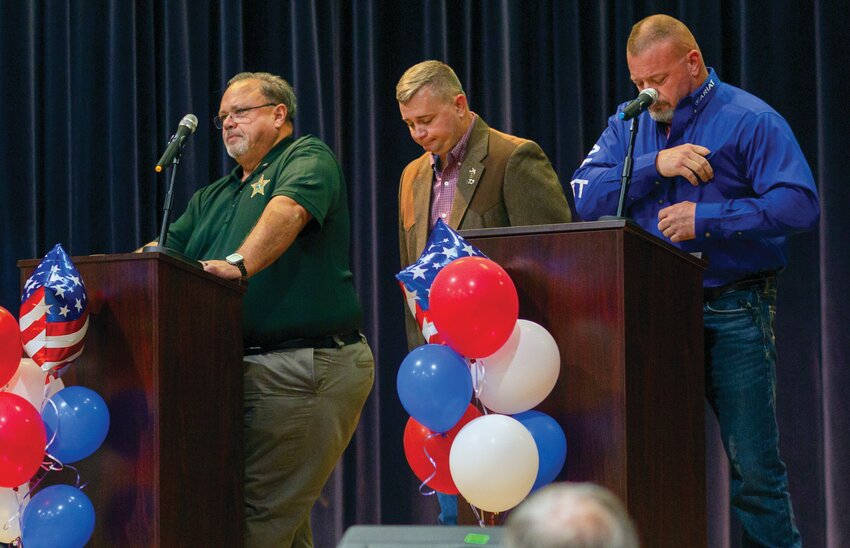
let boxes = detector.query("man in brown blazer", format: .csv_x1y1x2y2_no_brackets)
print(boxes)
397,60,571,339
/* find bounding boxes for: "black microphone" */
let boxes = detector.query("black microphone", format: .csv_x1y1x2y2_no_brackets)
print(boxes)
618,89,658,121
155,114,198,172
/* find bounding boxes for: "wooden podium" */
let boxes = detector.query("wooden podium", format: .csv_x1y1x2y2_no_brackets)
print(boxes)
18,252,245,547
462,220,707,548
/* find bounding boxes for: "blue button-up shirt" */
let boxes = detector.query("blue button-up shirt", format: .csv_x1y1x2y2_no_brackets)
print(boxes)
570,69,820,287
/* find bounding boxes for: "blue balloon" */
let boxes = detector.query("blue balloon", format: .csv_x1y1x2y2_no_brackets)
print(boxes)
21,484,95,548
42,386,110,464
513,410,567,491
397,344,472,433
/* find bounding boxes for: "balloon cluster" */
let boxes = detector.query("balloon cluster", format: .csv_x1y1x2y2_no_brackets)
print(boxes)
1,327,107,547
396,224,567,514
0,247,109,547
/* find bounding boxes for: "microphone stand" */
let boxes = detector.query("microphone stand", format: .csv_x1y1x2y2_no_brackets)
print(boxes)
143,150,202,269
599,115,641,221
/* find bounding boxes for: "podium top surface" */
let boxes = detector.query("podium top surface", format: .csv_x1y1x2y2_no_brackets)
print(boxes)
460,219,706,271
17,251,246,293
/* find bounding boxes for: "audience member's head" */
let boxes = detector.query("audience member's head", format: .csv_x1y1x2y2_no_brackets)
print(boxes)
504,482,640,548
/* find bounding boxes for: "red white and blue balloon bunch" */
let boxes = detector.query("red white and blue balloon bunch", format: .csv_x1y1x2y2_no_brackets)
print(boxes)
0,244,109,547
396,221,567,514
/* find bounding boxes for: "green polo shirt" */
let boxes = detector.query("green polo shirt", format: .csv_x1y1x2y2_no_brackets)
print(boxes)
167,135,362,346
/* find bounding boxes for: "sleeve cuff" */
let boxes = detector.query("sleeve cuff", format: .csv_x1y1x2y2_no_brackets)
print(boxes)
694,202,722,240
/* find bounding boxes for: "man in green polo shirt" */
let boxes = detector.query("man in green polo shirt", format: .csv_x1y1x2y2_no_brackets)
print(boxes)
151,72,374,547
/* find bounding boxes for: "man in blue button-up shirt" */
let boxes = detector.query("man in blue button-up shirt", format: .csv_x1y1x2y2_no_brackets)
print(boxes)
571,15,818,547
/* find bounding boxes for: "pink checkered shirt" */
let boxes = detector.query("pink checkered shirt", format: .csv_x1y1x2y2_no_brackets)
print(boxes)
429,114,477,229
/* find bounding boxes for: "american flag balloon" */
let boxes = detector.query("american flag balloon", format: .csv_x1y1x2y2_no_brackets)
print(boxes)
396,219,487,343
19,244,89,373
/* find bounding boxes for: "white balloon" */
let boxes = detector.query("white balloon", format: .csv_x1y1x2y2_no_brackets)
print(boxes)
476,320,560,414
6,358,50,410
449,414,539,512
0,484,28,543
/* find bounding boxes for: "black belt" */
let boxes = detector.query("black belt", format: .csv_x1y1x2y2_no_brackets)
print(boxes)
244,330,362,355
703,271,776,302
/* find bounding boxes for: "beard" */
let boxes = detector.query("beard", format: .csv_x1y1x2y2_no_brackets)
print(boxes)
225,133,250,158
648,103,674,125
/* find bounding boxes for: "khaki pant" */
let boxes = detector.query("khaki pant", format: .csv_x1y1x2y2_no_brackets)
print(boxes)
242,338,374,547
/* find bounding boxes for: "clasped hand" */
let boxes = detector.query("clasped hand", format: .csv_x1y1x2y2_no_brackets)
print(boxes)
656,143,713,186
654,143,712,242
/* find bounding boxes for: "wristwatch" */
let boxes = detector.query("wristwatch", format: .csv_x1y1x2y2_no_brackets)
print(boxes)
225,253,248,278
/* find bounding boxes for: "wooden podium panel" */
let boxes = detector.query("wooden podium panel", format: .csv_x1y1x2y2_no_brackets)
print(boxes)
19,252,245,547
462,220,707,548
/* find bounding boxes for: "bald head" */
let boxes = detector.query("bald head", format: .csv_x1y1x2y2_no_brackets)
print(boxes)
627,14,701,58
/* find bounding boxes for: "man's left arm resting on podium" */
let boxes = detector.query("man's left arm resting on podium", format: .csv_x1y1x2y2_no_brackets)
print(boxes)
202,195,312,280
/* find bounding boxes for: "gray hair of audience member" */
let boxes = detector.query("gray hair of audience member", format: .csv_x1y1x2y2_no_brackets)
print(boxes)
504,482,640,548
227,71,297,122
396,60,465,104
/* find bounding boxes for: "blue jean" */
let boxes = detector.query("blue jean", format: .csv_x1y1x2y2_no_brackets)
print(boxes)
704,280,801,547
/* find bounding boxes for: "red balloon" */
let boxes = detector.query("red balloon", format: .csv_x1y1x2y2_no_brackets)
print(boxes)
0,392,46,488
0,306,23,387
429,257,519,358
403,404,481,494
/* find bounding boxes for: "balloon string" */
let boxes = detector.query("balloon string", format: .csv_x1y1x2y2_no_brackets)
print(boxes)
468,501,485,527
468,359,490,415
39,372,51,412
40,451,87,491
4,483,35,546
31,460,54,494
469,358,481,397
1,486,23,541
43,397,60,452
417,433,440,496
67,464,87,490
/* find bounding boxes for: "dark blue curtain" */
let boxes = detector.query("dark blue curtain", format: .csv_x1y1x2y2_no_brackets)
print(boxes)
1,1,846,546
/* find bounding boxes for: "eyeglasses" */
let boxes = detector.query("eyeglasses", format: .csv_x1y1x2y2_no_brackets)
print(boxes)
213,103,276,129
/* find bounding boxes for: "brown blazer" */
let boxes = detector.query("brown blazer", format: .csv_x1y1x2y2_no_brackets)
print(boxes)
398,116,571,348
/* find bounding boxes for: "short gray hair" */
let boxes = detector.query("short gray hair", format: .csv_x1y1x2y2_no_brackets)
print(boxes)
504,483,640,548
228,72,297,122
396,60,465,104
627,14,700,58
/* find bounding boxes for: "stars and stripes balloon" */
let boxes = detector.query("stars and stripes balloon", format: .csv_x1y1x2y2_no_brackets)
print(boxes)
396,219,488,344
19,244,89,373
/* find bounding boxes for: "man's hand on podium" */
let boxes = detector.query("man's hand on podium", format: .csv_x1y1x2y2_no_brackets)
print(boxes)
201,260,244,281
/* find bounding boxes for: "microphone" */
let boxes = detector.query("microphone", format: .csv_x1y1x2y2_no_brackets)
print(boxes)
618,89,658,121
155,114,198,172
